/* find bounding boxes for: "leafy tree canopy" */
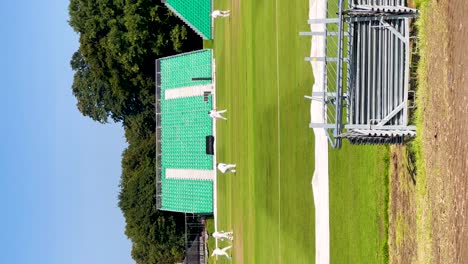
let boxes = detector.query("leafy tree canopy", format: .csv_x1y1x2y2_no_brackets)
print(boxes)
69,0,200,123
119,132,185,263
68,0,202,262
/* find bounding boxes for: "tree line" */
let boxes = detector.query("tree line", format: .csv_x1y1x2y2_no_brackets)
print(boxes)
68,0,202,262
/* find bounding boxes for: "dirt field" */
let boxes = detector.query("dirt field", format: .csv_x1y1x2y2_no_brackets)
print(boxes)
389,146,418,264
390,0,468,263
423,0,468,263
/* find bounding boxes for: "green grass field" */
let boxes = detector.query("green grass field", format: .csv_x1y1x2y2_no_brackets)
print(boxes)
207,0,390,263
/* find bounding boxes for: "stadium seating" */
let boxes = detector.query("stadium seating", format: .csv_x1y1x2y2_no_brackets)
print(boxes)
158,50,214,213
161,96,213,169
164,0,212,39
160,50,213,93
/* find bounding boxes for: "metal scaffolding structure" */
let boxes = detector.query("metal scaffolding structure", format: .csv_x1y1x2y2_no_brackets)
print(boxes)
302,0,418,148
156,59,163,209
183,214,208,264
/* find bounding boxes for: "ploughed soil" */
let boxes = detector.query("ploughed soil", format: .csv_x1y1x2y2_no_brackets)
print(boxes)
389,0,468,263
423,0,468,263
390,0,468,263
389,146,418,264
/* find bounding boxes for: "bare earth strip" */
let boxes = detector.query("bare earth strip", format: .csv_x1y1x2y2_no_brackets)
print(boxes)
389,146,417,264
389,0,468,263
423,0,468,263
390,0,468,263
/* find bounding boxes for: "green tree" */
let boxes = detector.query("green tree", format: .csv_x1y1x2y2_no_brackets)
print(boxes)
119,132,185,263
68,0,202,262
69,0,201,123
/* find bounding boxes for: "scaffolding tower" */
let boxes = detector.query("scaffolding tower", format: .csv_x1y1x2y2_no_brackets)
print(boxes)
302,0,418,148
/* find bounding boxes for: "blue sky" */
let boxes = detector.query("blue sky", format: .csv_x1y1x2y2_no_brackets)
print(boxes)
0,1,133,263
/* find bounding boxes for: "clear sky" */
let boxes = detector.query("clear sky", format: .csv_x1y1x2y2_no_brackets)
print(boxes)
0,1,134,263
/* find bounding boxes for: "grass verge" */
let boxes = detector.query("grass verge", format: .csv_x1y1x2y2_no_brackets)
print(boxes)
409,0,433,262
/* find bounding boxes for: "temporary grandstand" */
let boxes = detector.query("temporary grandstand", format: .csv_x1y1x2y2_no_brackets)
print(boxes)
155,49,217,214
162,0,213,39
302,0,418,148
